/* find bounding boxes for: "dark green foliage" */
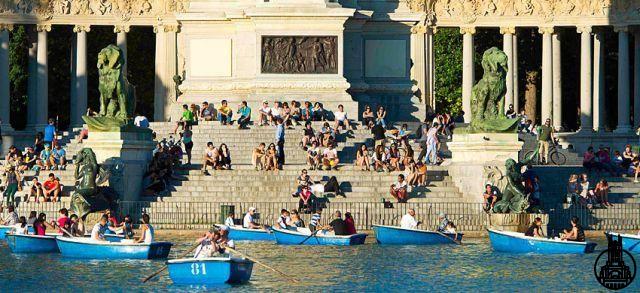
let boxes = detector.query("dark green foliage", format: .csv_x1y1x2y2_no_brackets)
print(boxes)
8,25,29,129
434,28,462,115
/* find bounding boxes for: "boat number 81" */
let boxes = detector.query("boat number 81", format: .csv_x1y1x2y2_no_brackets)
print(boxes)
191,263,207,275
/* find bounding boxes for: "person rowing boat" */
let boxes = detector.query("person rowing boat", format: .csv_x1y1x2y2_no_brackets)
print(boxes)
243,207,269,230
91,215,120,241
524,217,545,238
194,226,235,258
400,209,421,229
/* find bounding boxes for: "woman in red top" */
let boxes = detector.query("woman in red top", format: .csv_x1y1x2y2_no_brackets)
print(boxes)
344,212,356,235
54,208,70,234
34,213,47,236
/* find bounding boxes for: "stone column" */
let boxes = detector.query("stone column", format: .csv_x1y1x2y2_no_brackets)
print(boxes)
578,26,593,132
411,24,426,119
501,27,515,112
71,25,90,127
164,25,179,120
635,29,640,128
427,27,436,113
615,26,632,133
512,32,519,112
540,27,553,123
114,25,129,75
27,26,37,128
593,30,606,132
35,24,51,129
154,25,166,122
0,24,13,131
461,27,475,122
552,31,562,130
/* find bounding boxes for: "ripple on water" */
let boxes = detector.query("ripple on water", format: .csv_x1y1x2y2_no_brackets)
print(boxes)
0,237,636,291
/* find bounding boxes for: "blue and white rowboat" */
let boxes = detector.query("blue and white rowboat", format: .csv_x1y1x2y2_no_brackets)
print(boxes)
488,228,597,254
605,232,640,253
215,225,274,241
6,234,60,253
56,236,172,259
83,232,125,242
273,228,367,246
373,225,463,245
0,225,14,240
168,257,254,285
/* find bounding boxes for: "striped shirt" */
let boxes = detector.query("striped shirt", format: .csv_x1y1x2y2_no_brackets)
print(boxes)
309,213,321,227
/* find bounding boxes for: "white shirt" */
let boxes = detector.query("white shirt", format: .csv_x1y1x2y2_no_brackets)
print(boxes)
260,106,271,115
12,223,27,235
334,111,347,121
277,216,291,229
400,214,418,229
91,223,105,240
134,115,149,128
144,224,154,244
393,181,407,190
224,217,235,227
323,148,338,159
243,213,254,228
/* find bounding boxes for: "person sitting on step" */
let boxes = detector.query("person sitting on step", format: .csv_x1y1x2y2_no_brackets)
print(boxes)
236,100,252,129
252,143,266,171
333,104,350,134
300,121,317,150
322,143,339,170
306,141,321,170
265,143,279,172
390,174,408,203
217,100,233,125
355,144,371,171
200,101,215,121
202,142,218,175
217,143,232,170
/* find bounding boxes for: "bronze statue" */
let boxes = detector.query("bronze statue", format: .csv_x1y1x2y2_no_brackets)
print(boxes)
467,47,519,133
70,148,118,219
486,150,538,214
83,44,141,132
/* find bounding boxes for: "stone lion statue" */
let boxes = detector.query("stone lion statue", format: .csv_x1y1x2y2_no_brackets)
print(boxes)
97,44,136,120
70,148,118,220
468,47,518,133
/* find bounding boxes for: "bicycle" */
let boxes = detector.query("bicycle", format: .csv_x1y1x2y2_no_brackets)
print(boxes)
524,142,567,166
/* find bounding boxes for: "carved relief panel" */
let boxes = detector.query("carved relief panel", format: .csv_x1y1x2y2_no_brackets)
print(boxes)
261,36,338,74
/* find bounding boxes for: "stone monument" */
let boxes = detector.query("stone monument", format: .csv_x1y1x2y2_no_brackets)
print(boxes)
69,148,118,220
81,45,154,203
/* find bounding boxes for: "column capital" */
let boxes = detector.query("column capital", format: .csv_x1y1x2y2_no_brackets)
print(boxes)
163,24,180,33
411,24,427,34
576,26,592,34
0,24,14,32
114,24,130,34
459,26,475,35
614,26,629,33
500,27,516,35
73,25,90,33
538,27,554,35
36,24,52,32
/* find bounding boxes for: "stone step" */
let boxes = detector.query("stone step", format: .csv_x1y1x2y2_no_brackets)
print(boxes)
167,185,459,193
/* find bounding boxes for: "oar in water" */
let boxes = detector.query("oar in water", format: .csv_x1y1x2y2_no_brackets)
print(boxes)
298,228,322,245
225,247,299,283
435,230,462,245
142,242,201,283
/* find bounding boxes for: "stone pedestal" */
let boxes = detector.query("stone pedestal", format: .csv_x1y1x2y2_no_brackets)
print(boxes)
446,132,523,201
488,213,548,234
82,130,154,202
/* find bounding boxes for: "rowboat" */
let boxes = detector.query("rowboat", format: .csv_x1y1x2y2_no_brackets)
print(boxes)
55,236,172,259
215,225,274,241
605,232,640,253
488,228,597,254
0,225,12,240
272,228,367,246
6,234,60,253
372,225,463,245
83,232,125,242
167,257,254,285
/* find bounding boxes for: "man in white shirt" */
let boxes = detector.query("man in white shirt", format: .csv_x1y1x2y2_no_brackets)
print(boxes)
277,209,291,229
259,101,272,126
400,209,419,229
91,215,109,241
333,104,350,133
133,113,149,128
2,205,18,225
243,207,262,229
224,212,235,227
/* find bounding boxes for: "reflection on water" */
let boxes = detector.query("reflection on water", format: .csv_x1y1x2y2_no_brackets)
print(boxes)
0,236,637,291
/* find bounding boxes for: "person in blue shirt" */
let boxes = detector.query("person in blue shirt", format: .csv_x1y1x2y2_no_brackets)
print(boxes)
51,144,67,170
236,101,252,129
43,118,56,146
39,144,53,170
275,118,285,169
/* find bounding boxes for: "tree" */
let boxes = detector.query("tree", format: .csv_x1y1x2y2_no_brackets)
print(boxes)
434,28,462,115
9,25,29,129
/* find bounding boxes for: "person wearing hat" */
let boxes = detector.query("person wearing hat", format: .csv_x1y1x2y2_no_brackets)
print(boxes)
437,212,450,233
217,225,235,250
243,207,262,229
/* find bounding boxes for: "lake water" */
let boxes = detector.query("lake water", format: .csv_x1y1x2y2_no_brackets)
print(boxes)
0,236,637,292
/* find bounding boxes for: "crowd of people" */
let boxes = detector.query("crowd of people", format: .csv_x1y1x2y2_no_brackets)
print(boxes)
235,207,358,236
